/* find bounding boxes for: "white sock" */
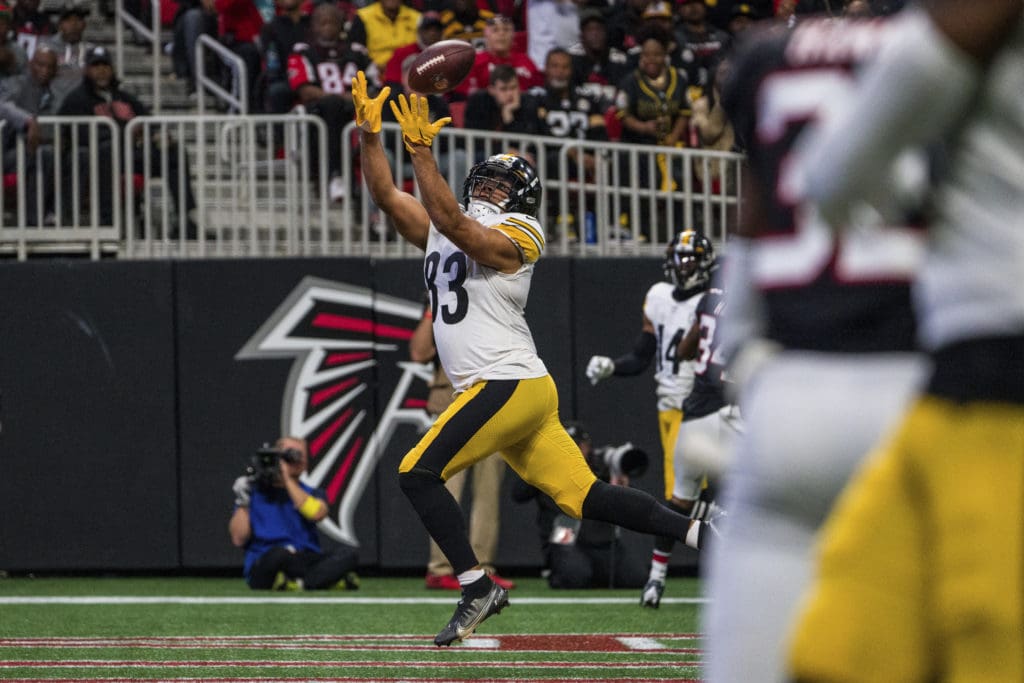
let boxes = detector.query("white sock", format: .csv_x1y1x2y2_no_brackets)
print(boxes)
457,569,486,586
647,550,670,583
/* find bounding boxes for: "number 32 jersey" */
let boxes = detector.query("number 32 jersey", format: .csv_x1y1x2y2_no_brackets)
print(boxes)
425,210,549,392
722,20,924,353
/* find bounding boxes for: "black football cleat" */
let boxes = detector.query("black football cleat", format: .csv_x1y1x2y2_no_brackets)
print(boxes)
640,579,665,609
434,577,509,647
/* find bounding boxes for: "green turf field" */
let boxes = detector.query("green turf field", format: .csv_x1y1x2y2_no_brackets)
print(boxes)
0,575,706,681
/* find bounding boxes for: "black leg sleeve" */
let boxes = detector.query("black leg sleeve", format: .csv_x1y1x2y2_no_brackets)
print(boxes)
399,466,479,574
654,499,692,553
581,480,688,543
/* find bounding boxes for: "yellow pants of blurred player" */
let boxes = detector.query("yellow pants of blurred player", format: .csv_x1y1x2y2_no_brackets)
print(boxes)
789,395,1024,682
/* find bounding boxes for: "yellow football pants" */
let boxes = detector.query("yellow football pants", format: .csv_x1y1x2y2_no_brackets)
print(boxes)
399,375,597,518
789,395,1024,682
659,408,682,501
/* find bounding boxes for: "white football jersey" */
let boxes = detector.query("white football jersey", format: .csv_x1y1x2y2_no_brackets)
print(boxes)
919,20,1024,349
643,282,700,412
426,210,549,392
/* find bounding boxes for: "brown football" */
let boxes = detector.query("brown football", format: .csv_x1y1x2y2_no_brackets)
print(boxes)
407,40,476,95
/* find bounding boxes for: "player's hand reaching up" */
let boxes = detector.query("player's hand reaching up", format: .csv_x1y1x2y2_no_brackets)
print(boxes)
390,93,451,152
352,71,391,134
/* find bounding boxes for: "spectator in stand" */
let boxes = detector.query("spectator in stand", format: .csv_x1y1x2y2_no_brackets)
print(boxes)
699,0,770,31
532,47,607,232
673,0,730,97
439,0,494,46
44,3,94,100
569,8,629,109
57,46,199,237
348,0,421,73
454,14,542,98
0,4,29,83
725,3,761,36
842,0,872,17
525,0,580,71
0,46,59,225
605,0,649,52
615,28,691,240
464,63,545,154
259,0,311,115
383,10,444,89
171,0,218,98
10,0,51,59
287,2,375,201
207,0,265,112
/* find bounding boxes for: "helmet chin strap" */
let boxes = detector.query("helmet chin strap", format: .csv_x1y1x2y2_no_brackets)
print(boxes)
466,200,502,219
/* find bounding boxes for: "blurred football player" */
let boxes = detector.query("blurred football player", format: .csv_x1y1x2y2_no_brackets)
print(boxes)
702,15,930,682
586,229,717,607
351,71,712,648
786,1,1024,681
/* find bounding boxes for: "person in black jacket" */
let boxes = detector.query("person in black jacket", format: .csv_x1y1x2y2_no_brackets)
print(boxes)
57,46,197,236
512,422,648,590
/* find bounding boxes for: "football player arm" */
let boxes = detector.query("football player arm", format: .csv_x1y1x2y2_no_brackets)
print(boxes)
360,131,432,249
409,146,524,273
801,4,1014,223
613,315,659,375
282,469,328,522
409,310,437,363
229,507,251,547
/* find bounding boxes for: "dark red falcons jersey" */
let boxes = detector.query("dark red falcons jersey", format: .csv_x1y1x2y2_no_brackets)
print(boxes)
287,41,375,95
683,288,728,420
721,19,923,353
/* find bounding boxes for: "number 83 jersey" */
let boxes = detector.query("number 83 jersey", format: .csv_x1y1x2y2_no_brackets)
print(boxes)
425,211,549,393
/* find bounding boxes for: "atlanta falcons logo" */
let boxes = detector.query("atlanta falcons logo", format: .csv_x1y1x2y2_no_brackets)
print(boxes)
236,276,434,546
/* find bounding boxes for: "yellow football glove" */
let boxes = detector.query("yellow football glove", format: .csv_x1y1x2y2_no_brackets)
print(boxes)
389,93,452,152
352,70,391,133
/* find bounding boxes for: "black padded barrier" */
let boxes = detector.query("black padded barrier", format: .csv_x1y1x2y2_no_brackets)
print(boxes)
0,255,698,573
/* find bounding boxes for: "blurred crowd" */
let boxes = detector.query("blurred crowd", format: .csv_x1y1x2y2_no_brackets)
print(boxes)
1,0,904,229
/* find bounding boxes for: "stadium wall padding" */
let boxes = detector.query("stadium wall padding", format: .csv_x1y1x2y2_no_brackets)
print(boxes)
0,257,696,573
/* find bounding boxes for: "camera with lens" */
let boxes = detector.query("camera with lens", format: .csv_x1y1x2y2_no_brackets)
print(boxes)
247,443,303,489
591,442,648,481
565,421,648,482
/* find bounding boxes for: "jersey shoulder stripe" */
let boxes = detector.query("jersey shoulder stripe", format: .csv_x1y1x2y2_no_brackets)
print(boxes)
496,216,545,262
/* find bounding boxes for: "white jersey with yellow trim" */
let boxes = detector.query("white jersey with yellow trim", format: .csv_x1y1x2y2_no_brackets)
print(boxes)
919,21,1024,350
643,282,699,412
426,207,549,393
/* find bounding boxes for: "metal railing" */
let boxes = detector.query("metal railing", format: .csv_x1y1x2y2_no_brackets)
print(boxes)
115,0,162,113
195,34,249,115
2,114,744,260
1,117,123,260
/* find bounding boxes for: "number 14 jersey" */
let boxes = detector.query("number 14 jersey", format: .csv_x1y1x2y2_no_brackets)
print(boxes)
425,211,549,393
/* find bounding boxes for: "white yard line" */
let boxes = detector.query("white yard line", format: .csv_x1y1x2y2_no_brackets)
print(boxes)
0,596,709,605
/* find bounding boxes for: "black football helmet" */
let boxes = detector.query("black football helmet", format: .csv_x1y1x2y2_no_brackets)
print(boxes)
462,153,543,217
664,230,717,292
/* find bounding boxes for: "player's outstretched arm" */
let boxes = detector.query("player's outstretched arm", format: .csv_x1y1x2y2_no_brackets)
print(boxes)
353,71,431,249
391,93,523,274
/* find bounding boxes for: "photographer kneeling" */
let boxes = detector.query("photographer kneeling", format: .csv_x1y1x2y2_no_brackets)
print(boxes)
229,437,359,591
512,423,649,590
